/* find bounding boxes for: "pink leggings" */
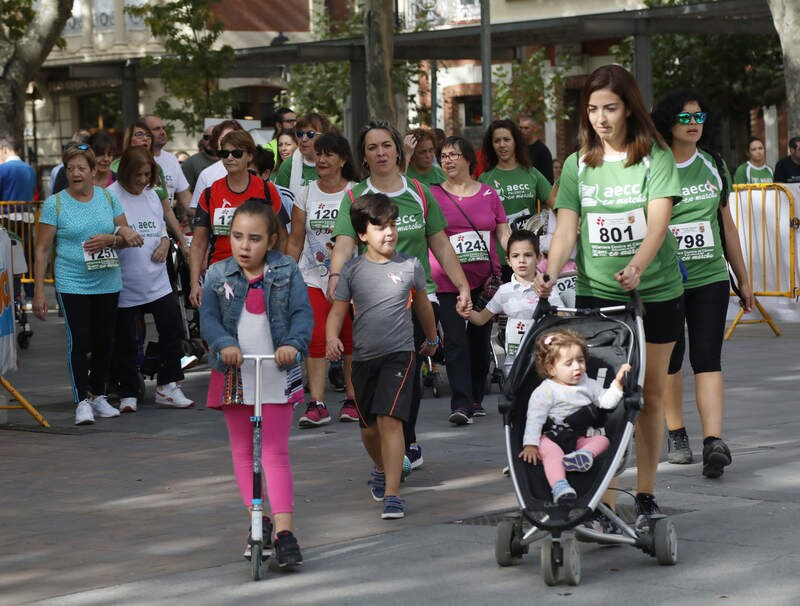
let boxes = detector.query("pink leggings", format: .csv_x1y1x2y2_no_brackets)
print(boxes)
223,404,294,513
539,435,610,488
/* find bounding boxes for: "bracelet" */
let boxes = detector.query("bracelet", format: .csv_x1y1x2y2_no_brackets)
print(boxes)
329,272,340,277
425,336,440,347
113,225,122,235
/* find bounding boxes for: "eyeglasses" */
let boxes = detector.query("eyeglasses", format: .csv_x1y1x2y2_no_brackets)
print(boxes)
675,111,708,125
440,152,463,162
132,130,153,139
295,130,318,140
218,148,246,159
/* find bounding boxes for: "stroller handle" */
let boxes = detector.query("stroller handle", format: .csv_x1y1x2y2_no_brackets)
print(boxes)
540,274,643,318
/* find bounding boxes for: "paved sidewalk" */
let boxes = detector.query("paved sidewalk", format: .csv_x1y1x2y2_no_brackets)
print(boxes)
1,312,799,605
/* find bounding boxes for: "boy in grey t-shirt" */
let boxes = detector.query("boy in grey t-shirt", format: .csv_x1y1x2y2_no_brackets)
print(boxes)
326,193,439,520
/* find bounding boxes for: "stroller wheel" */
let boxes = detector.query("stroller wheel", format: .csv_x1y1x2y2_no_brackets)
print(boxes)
494,520,516,567
540,538,560,586
653,518,678,565
431,373,440,398
561,536,581,586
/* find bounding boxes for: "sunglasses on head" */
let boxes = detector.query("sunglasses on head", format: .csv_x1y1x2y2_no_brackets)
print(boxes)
218,148,246,159
675,111,707,125
295,130,318,140
75,144,90,151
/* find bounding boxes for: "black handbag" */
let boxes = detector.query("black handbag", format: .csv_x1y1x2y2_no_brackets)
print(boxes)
436,185,502,311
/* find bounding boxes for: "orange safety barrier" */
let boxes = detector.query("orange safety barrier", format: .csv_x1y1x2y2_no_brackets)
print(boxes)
727,184,800,339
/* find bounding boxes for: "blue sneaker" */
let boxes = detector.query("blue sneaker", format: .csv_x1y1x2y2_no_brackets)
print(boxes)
401,455,412,482
552,479,577,503
406,444,423,470
381,495,405,519
368,469,385,501
563,449,594,472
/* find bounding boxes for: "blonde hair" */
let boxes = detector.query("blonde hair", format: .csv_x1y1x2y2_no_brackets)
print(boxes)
534,329,587,378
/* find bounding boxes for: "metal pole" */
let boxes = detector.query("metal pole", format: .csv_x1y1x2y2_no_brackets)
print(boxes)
430,60,438,128
632,33,653,111
480,0,492,125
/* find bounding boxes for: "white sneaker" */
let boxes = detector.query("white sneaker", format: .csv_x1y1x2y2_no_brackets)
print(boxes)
180,355,199,370
90,395,120,418
74,399,95,425
119,397,138,413
155,382,194,408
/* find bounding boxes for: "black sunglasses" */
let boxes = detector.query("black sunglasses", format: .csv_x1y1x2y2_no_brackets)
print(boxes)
675,111,708,125
295,130,318,140
218,149,246,159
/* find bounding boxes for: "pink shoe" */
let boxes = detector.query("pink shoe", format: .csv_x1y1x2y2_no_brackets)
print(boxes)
298,401,331,428
339,399,359,422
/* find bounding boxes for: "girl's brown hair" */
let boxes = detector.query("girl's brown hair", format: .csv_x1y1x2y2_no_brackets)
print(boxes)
116,147,158,192
534,329,587,378
579,64,666,168
231,198,280,243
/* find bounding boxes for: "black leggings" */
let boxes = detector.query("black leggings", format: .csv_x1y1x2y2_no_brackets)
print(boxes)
668,280,729,375
57,291,119,402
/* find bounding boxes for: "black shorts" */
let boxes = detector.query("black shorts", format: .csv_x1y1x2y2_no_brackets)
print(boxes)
575,294,685,344
351,351,416,428
668,280,729,375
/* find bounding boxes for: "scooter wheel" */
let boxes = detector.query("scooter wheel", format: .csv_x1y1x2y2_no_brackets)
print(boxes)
251,543,263,580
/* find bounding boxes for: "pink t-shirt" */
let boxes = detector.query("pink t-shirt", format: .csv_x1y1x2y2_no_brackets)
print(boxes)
428,183,507,293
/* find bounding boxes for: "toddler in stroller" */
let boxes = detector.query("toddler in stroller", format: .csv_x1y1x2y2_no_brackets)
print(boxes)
519,329,630,504
495,295,678,586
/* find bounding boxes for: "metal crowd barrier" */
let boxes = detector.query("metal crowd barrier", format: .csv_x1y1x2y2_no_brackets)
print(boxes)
726,183,799,339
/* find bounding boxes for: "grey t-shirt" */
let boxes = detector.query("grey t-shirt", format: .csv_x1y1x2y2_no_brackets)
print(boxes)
335,252,427,361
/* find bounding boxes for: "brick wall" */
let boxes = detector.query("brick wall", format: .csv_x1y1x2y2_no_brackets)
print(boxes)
213,0,310,32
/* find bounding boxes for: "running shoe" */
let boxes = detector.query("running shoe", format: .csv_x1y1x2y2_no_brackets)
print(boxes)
89,394,120,418
74,399,95,425
448,408,473,426
155,382,195,408
381,495,405,519
339,398,359,422
702,438,732,478
634,492,662,532
562,449,595,472
119,397,138,413
298,401,331,428
273,530,303,567
472,402,487,417
368,469,386,501
667,428,694,464
406,444,424,470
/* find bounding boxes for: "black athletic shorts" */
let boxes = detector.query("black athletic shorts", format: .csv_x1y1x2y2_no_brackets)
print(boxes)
351,351,416,428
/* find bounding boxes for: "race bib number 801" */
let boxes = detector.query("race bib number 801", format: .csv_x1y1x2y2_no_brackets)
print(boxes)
586,208,646,257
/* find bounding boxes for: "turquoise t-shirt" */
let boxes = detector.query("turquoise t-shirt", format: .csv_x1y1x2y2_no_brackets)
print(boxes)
555,144,684,302
332,176,448,294
671,149,730,290
39,187,124,294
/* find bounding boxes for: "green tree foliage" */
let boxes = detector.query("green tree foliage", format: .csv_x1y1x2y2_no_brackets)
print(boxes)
278,1,424,126
612,0,784,122
492,48,571,123
2,0,36,41
126,0,234,135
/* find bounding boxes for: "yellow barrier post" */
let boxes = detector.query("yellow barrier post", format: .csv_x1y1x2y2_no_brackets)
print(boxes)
726,184,799,339
0,201,50,427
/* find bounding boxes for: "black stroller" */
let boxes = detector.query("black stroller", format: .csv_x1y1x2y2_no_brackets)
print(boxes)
494,293,678,586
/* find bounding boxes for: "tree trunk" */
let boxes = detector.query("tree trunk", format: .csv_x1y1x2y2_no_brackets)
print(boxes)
363,0,397,124
768,0,800,137
0,0,74,140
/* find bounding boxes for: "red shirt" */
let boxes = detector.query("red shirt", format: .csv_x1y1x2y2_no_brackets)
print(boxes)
194,174,287,265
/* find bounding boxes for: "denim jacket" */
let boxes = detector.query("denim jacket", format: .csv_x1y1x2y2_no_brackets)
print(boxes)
199,251,313,374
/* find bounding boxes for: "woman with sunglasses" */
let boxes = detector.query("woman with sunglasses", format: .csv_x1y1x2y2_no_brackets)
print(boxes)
478,119,551,280
652,90,753,478
189,129,290,308
430,136,510,425
51,131,117,194
286,133,359,427
273,113,336,195
535,65,684,531
33,145,144,425
327,120,472,472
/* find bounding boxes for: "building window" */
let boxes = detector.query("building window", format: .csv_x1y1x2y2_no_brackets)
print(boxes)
461,96,483,127
232,87,281,124
77,91,122,132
